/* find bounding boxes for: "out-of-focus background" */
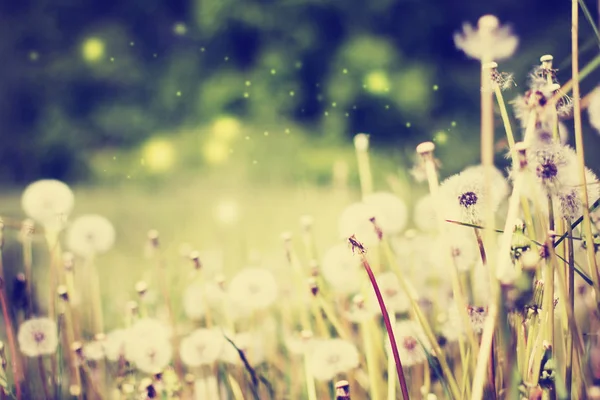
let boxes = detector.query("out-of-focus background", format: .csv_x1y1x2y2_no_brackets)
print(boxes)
3,0,600,185
2,0,600,318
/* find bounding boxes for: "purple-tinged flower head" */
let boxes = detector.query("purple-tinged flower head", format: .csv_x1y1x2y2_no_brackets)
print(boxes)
453,15,518,61
555,168,600,221
18,318,58,357
527,142,578,196
386,320,431,366
439,166,505,225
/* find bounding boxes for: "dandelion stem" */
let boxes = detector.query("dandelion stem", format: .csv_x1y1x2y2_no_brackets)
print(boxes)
21,234,34,317
354,134,373,199
356,250,410,400
565,218,575,398
0,248,22,400
359,320,382,400
37,357,50,400
470,303,497,400
302,349,318,400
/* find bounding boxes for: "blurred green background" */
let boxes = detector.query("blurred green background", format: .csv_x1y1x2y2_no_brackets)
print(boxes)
2,0,600,187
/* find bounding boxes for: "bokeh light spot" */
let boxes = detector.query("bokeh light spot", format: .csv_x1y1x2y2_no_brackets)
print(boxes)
434,131,448,145
211,116,241,141
82,37,105,62
364,70,390,94
142,139,175,172
173,22,187,35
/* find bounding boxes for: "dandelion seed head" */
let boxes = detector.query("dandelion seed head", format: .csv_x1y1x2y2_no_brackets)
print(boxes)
103,329,128,361
363,192,408,235
180,328,224,367
440,168,500,224
18,318,58,357
227,268,278,311
453,15,518,61
67,214,115,257
83,340,105,361
129,334,172,374
308,339,359,381
527,143,578,195
387,320,430,366
21,179,74,230
338,202,379,246
589,87,600,133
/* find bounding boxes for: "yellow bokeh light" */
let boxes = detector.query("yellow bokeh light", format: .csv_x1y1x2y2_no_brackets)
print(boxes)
211,116,241,142
364,70,390,94
142,139,175,172
202,140,229,165
82,37,105,63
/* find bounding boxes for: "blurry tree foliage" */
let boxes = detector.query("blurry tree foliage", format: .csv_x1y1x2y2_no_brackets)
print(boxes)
0,0,599,183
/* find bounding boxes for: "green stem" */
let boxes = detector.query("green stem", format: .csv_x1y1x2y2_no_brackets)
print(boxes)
565,218,574,398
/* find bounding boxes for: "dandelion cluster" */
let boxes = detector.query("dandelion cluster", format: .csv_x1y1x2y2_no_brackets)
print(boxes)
1,10,600,400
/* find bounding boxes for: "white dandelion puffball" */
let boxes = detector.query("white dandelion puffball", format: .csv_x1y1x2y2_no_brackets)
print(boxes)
439,168,496,225
463,165,510,202
103,329,128,361
21,179,74,230
128,332,172,374
321,243,362,294
429,233,478,272
83,341,105,361
67,214,116,257
363,192,408,235
308,339,359,381
183,282,207,320
124,318,171,361
18,318,58,357
555,168,600,221
526,142,578,196
285,332,318,356
338,202,379,246
228,268,278,312
588,87,600,132
387,320,431,367
453,15,518,61
180,328,224,367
